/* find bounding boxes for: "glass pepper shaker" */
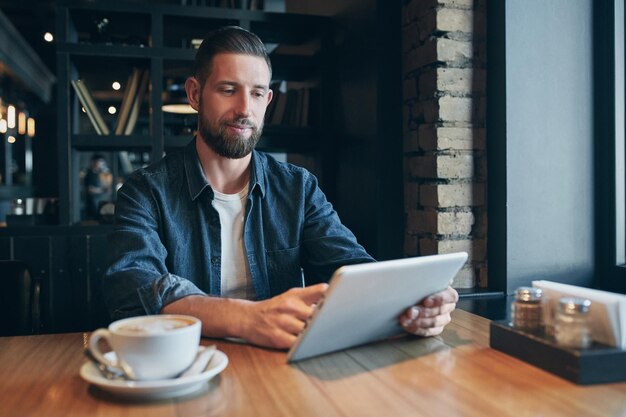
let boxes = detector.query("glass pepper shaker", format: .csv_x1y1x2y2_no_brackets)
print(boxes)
554,297,592,349
511,286,543,332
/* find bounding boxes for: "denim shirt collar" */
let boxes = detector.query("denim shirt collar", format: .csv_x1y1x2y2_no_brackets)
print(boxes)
183,137,266,201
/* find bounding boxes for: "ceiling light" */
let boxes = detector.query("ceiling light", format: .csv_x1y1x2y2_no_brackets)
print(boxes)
44,32,54,42
27,118,35,137
112,81,121,90
162,80,197,114
0,119,6,133
7,105,15,129
108,106,117,115
18,112,26,135
162,104,197,114
7,135,16,144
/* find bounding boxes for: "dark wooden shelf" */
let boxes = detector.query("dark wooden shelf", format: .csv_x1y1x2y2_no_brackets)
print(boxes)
71,134,152,150
0,186,34,200
58,43,155,58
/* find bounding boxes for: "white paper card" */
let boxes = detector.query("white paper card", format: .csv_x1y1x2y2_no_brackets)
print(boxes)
532,280,626,348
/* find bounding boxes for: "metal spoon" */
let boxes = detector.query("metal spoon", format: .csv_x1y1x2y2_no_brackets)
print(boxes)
178,345,217,378
83,348,126,380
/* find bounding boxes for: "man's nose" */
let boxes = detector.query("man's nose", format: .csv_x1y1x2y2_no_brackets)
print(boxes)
234,93,251,117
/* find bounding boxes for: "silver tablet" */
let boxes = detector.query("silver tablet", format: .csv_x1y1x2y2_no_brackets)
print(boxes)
286,252,468,362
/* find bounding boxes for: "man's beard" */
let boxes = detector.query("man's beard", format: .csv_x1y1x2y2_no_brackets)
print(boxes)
198,114,263,159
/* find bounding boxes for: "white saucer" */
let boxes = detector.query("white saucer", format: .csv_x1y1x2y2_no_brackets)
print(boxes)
80,346,228,400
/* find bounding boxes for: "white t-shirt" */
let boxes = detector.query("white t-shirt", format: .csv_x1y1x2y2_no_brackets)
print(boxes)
211,185,255,299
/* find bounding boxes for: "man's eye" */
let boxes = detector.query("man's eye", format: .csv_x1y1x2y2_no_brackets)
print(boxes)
221,89,235,95
253,91,265,98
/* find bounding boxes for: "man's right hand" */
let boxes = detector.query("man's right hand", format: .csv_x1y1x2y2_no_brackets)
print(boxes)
162,283,329,350
239,283,328,349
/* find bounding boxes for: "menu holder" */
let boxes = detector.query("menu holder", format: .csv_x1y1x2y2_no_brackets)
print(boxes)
490,320,626,385
532,280,626,348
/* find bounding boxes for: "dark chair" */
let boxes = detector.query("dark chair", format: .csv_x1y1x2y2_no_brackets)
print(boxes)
0,260,41,336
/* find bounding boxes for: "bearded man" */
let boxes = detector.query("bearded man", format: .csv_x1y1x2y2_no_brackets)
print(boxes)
103,26,458,349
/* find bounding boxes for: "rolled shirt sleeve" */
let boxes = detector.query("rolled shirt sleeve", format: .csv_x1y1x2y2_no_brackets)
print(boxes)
103,172,205,321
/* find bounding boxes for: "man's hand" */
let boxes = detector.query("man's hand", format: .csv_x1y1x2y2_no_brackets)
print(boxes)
399,286,459,337
240,283,328,349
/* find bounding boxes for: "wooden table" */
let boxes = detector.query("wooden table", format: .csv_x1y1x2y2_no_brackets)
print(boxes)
1,309,625,417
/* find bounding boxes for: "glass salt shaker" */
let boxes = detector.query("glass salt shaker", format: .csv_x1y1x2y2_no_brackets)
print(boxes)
511,286,543,332
554,297,592,349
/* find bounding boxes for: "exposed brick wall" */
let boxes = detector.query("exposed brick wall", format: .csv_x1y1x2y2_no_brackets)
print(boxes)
402,0,487,288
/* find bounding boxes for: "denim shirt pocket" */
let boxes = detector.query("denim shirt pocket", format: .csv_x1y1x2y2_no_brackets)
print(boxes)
265,245,304,295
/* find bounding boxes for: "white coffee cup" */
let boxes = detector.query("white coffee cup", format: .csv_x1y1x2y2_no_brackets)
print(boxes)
88,314,201,380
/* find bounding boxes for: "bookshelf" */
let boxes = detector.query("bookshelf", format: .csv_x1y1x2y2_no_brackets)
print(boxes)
56,0,335,224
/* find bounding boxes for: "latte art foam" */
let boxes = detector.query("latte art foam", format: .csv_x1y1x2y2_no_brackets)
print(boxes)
116,317,195,335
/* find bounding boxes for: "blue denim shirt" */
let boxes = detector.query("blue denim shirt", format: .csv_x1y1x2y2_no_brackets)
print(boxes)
103,139,374,320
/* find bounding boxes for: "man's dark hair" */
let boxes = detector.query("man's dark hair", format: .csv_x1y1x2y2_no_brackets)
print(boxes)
193,26,272,84
91,153,105,162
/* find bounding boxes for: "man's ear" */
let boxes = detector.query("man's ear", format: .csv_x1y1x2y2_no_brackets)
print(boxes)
266,88,273,106
185,77,201,111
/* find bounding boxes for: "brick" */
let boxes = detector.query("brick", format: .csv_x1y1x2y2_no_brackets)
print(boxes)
403,0,426,24
402,23,419,54
403,77,418,101
437,0,475,9
409,101,428,128
404,233,419,257
405,39,437,72
418,182,485,208
422,99,439,123
407,210,474,235
420,183,475,207
406,209,436,234
406,39,474,70
417,70,437,99
417,10,437,42
404,182,419,211
436,8,473,33
437,38,473,65
409,154,474,179
403,129,419,153
437,68,486,94
417,125,437,150
438,154,474,178
419,238,473,256
409,155,435,178
419,126,486,151
419,237,439,255
439,96,473,123
438,211,474,235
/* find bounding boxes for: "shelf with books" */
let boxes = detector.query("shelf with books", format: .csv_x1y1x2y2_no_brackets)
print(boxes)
57,0,336,224
68,68,151,137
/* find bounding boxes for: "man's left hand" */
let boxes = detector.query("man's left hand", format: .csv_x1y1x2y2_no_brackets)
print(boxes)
400,286,459,337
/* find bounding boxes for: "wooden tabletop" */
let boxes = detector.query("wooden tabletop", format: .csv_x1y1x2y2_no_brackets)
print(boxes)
1,309,625,417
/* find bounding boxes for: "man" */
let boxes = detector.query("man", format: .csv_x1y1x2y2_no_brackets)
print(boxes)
104,26,458,350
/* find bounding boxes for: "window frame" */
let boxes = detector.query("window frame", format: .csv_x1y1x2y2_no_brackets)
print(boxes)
595,0,626,293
